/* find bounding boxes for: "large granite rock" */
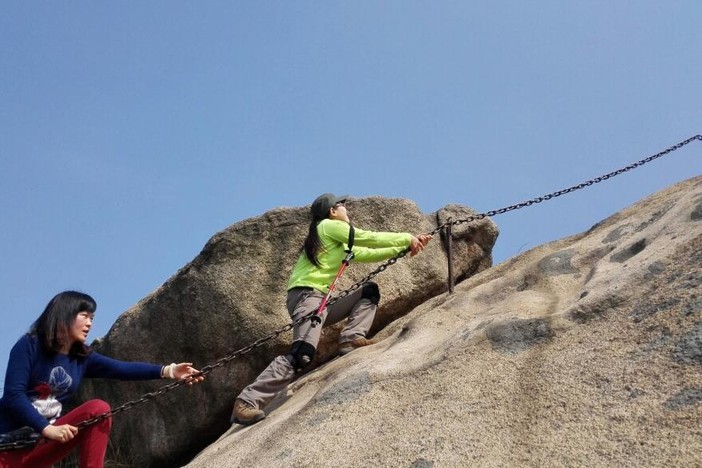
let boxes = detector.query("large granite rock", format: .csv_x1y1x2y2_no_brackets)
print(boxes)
186,176,702,467
78,197,497,466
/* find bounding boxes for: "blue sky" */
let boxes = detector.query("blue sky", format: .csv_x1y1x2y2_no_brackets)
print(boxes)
1,2,701,390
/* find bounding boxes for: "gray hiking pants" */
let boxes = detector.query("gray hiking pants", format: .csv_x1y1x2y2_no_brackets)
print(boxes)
237,285,377,410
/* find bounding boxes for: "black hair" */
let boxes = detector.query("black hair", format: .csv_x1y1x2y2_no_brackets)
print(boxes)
303,211,328,267
30,290,96,357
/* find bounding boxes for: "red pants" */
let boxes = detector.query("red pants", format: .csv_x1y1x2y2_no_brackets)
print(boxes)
0,399,112,468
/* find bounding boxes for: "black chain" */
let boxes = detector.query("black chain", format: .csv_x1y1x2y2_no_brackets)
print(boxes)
2,134,699,453
327,250,410,303
0,430,42,452
78,315,310,428
0,316,309,452
428,134,701,236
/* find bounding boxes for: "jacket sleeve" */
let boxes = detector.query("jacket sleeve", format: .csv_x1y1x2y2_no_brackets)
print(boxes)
84,353,163,380
320,220,412,263
320,220,412,249
1,335,53,433
350,245,409,263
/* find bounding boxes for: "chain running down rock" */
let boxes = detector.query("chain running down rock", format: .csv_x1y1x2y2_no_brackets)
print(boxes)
1,134,699,452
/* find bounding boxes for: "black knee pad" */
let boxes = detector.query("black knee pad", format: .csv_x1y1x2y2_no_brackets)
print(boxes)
285,340,316,372
362,282,381,305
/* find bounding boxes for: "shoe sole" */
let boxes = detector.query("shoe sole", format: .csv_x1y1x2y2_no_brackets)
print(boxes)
339,342,376,356
230,413,266,426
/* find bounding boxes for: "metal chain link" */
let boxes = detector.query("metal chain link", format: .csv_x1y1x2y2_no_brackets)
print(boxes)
0,431,42,452
0,316,309,452
428,134,701,236
2,134,698,453
77,315,309,428
327,250,410,304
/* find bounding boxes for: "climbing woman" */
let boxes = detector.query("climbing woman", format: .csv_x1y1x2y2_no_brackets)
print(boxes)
231,193,432,426
0,290,204,467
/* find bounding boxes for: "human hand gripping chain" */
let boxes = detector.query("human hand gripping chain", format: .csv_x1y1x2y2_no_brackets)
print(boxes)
310,230,433,327
231,193,434,426
161,362,206,385
0,291,204,465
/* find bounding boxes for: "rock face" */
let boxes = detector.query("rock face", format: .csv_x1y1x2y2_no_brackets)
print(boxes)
78,197,497,466
185,176,702,468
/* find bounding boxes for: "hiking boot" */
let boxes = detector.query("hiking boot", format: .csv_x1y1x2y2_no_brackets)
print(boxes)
338,337,376,356
230,399,265,426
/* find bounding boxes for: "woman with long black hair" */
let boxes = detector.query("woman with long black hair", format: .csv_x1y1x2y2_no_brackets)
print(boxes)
231,193,431,426
0,290,203,467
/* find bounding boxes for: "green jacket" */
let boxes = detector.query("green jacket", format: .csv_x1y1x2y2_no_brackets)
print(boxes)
287,219,412,294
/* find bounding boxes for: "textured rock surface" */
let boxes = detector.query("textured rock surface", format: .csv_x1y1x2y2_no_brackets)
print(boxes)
78,197,497,466
186,176,702,468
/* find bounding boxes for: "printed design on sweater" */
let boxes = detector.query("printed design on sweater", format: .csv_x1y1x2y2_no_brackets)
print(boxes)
31,366,72,422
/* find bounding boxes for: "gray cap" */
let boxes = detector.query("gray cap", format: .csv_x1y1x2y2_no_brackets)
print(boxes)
311,193,348,219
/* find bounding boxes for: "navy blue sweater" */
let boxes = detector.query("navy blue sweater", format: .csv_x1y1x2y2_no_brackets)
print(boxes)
0,334,162,434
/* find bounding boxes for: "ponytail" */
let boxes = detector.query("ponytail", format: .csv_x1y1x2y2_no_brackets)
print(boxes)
303,218,323,267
